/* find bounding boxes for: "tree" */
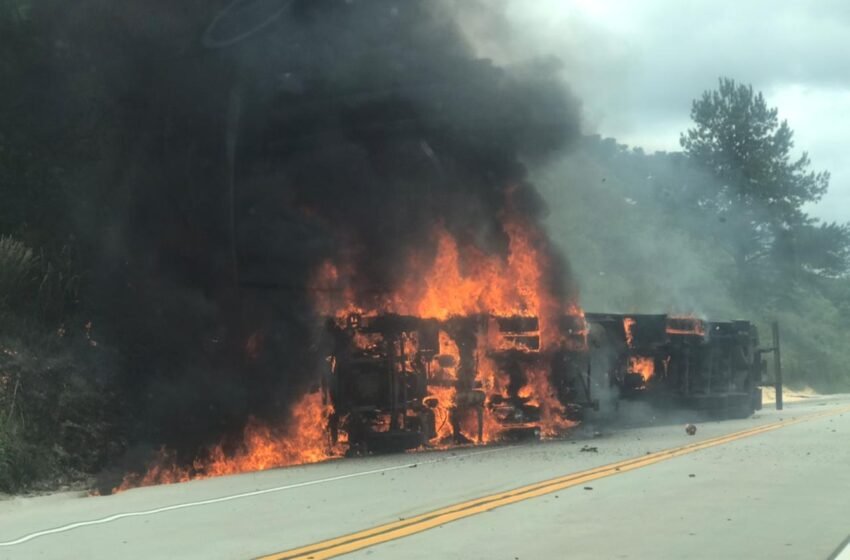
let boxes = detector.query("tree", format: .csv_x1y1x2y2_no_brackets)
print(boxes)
680,78,837,279
779,220,850,278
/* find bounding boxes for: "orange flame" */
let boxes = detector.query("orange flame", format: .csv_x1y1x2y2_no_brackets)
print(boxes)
524,366,572,437
315,219,576,442
115,391,338,491
396,222,554,324
623,317,636,348
629,356,655,383
122,218,580,490
315,221,565,323
666,315,706,337
428,330,460,441
472,344,513,442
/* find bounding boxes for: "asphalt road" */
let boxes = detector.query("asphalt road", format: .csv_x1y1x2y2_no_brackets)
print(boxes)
1,396,849,560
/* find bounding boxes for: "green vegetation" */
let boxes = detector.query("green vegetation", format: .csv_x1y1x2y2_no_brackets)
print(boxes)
0,236,118,492
681,78,847,284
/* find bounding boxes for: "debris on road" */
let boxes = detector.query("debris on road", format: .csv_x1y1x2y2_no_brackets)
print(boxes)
685,424,697,436
580,445,598,453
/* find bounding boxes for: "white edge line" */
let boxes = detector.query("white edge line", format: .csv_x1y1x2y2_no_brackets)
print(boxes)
831,534,850,560
0,446,512,547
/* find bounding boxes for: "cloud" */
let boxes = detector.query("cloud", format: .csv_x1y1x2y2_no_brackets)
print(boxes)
454,0,850,221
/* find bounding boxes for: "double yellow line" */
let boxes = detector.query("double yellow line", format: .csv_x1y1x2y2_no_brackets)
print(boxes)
258,405,850,560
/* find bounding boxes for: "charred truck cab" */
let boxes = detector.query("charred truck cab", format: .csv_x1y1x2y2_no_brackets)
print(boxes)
324,312,593,453
586,313,765,418
325,314,440,454
325,313,493,454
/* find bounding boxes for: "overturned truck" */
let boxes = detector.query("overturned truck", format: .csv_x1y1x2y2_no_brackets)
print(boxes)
323,312,773,453
586,314,766,417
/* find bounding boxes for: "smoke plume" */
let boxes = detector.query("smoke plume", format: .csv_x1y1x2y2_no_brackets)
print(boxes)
59,0,582,464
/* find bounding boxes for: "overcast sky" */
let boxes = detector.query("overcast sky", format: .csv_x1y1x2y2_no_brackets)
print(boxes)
470,0,850,222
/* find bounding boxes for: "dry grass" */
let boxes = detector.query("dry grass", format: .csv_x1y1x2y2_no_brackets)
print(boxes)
761,385,819,404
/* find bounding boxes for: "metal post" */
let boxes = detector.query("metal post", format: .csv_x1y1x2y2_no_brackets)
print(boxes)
477,406,484,443
772,321,783,411
389,339,399,431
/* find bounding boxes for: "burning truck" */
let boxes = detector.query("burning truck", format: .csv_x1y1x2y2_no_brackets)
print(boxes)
112,1,780,490
323,312,590,454
321,310,770,454
116,306,776,490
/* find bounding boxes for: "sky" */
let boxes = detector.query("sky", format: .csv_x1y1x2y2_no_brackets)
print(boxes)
463,0,850,222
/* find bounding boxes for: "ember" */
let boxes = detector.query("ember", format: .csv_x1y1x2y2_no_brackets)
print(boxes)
629,356,655,383
666,316,706,337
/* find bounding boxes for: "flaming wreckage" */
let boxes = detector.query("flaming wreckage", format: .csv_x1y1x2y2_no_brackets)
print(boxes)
322,312,781,454
107,1,796,491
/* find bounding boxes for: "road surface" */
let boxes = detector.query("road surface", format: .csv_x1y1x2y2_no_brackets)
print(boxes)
1,396,849,560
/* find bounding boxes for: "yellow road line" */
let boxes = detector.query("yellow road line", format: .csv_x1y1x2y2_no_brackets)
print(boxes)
258,405,850,560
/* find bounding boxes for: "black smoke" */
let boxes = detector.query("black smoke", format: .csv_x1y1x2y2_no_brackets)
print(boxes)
54,0,581,465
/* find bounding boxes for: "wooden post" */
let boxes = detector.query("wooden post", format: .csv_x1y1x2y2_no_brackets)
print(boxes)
772,321,783,411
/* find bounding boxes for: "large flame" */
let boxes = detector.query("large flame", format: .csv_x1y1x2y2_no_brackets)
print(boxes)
116,391,338,491
317,219,577,443
406,223,547,320
316,221,558,321
120,219,579,491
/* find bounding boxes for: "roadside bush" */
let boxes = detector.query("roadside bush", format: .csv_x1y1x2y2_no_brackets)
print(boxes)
0,416,57,493
0,331,122,493
0,235,38,313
